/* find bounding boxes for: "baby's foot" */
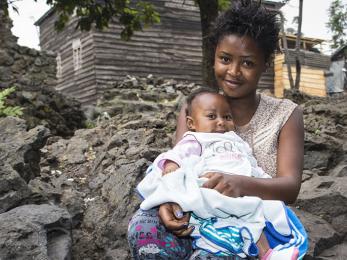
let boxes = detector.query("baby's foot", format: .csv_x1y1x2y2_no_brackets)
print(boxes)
261,247,299,260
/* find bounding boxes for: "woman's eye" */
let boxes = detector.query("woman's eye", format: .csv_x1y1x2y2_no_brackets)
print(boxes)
221,56,230,63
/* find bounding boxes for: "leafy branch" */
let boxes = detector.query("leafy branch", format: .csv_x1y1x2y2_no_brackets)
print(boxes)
0,87,23,117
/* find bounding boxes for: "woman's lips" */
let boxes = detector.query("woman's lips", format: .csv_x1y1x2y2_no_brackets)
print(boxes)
224,79,242,89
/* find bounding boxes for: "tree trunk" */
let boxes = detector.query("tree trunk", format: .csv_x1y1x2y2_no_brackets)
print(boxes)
279,11,295,89
0,1,9,15
294,0,303,89
196,0,219,87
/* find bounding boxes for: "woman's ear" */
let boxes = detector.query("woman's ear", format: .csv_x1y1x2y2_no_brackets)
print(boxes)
186,116,195,131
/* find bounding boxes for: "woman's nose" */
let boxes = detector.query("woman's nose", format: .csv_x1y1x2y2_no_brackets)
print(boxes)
227,63,241,77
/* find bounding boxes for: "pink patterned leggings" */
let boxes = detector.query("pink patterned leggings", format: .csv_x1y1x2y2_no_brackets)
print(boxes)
127,208,245,260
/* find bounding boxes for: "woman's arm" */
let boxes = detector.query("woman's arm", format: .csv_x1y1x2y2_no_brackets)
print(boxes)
202,107,304,204
274,106,304,202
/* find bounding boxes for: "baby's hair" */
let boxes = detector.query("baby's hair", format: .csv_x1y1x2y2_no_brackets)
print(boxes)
208,0,280,64
185,87,220,116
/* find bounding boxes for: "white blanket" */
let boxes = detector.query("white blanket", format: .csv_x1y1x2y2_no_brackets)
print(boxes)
137,156,292,257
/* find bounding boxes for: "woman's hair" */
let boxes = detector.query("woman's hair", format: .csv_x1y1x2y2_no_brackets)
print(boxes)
185,87,219,116
208,0,280,64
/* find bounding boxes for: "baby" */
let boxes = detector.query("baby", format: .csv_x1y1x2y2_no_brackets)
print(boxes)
137,88,302,259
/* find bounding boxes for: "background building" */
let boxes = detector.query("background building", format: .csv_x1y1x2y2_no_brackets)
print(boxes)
36,0,331,104
35,0,285,105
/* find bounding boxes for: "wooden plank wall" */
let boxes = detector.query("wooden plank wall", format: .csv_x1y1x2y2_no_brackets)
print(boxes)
258,67,274,93
94,0,203,95
274,54,285,97
39,14,98,104
274,53,327,97
285,49,330,69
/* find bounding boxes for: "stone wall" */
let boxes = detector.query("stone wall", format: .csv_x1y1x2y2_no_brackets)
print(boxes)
0,10,86,137
0,10,56,89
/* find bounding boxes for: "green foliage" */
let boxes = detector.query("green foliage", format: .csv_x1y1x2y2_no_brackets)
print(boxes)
0,87,23,118
327,0,347,49
314,128,321,135
217,0,231,11
49,0,160,41
85,120,96,129
119,2,160,40
193,0,230,12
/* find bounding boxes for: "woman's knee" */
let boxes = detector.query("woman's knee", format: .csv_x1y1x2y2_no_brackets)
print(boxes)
127,208,193,259
127,208,159,240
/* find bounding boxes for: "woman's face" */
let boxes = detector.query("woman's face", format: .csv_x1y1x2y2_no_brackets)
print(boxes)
214,34,267,98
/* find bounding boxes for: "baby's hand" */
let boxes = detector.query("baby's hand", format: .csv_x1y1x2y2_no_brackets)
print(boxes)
162,160,179,175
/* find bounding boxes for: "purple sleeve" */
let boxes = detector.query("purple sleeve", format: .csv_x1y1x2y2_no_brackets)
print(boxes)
157,134,202,170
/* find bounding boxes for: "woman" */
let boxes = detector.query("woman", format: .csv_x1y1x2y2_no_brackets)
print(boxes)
128,1,305,259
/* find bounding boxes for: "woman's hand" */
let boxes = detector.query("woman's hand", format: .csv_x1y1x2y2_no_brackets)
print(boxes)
158,202,193,237
201,172,245,197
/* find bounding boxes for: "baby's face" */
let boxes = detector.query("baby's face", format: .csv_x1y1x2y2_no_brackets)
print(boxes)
188,93,234,133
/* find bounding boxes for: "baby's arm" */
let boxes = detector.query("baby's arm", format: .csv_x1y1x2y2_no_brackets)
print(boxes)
157,133,201,176
157,133,201,237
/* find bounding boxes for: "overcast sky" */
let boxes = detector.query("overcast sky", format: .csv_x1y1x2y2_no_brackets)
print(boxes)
8,0,347,54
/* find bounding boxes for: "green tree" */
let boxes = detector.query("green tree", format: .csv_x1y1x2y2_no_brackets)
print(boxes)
279,12,295,89
327,0,347,49
2,0,160,40
279,0,303,90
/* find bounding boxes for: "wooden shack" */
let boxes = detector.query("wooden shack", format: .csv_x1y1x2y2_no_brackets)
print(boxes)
35,0,283,105
275,36,331,98
326,44,347,95
35,0,205,104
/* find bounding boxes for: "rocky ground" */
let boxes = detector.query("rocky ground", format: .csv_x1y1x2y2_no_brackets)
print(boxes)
0,75,346,259
5,84,87,137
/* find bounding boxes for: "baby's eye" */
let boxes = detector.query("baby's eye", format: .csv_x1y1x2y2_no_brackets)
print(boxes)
207,114,216,119
224,115,233,121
